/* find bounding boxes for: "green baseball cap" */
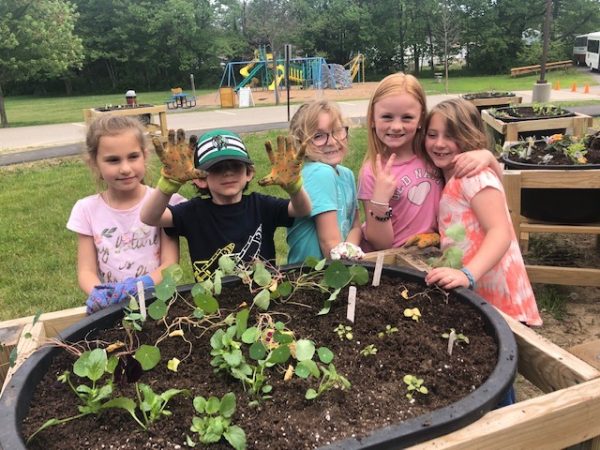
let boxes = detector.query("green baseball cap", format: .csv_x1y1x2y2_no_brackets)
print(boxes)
194,129,253,170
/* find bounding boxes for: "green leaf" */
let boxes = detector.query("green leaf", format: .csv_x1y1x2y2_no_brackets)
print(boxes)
273,331,293,345
219,392,236,418
295,339,315,362
74,348,107,382
304,256,320,268
314,259,327,271
102,397,137,415
191,283,209,297
295,360,319,378
223,349,243,367
253,289,270,310
134,345,161,371
218,255,237,273
206,396,220,415
253,262,272,287
224,425,247,450
446,224,466,242
193,396,207,413
147,299,167,320
9,347,17,368
277,281,292,297
194,293,219,314
317,300,332,316
241,327,259,344
155,277,176,301
305,388,318,400
324,261,352,288
213,271,222,295
267,345,290,365
349,265,369,285
317,347,334,364
236,309,249,338
162,264,183,283
193,308,205,319
32,310,43,327
249,342,267,360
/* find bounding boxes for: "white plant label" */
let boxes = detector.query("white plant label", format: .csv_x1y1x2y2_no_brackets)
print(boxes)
372,252,385,287
137,280,147,321
447,329,457,356
347,286,357,323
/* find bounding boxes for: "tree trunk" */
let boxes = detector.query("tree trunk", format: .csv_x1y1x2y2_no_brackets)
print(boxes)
413,44,420,75
105,60,117,89
63,77,73,96
0,82,8,128
427,25,435,73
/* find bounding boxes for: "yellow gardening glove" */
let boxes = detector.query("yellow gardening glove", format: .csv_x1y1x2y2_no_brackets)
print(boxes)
404,232,440,249
258,135,305,195
152,129,202,194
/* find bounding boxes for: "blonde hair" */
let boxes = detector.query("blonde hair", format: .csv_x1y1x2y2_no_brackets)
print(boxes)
423,98,489,169
85,114,148,186
289,100,346,161
364,73,427,172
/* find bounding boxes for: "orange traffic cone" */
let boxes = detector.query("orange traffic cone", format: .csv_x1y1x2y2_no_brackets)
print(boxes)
554,80,561,90
571,83,577,92
584,84,590,94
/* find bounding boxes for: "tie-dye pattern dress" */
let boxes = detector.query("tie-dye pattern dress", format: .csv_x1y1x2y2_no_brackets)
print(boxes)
438,169,542,326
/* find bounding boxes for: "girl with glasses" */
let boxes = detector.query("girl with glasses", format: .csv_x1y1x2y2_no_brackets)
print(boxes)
286,100,364,263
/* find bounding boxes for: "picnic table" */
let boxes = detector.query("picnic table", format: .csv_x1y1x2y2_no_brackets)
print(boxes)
167,92,197,109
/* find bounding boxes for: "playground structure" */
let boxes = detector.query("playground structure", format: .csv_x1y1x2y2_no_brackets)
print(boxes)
219,47,364,93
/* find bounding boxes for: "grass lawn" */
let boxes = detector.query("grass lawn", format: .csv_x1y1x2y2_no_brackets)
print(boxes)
0,128,368,321
2,89,213,127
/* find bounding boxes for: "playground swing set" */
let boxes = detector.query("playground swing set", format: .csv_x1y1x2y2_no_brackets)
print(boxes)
218,46,365,97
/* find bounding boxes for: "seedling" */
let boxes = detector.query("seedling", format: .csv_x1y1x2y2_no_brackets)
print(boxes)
403,308,421,322
360,344,378,356
334,324,353,340
403,374,428,400
428,224,466,269
305,363,351,400
189,392,246,450
441,328,469,344
378,325,398,338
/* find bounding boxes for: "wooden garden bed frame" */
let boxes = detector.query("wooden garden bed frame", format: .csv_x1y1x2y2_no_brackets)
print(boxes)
83,104,168,138
2,251,600,448
481,109,593,143
462,95,522,109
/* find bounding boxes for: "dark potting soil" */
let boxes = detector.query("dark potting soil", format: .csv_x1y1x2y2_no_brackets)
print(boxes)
22,276,497,450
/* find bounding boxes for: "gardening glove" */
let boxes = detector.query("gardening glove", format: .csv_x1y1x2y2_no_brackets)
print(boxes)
109,275,155,306
258,135,305,195
152,129,202,194
85,285,116,315
330,242,365,261
404,232,440,249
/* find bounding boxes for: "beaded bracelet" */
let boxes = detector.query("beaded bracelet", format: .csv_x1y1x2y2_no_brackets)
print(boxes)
460,267,476,289
369,199,389,207
369,207,392,222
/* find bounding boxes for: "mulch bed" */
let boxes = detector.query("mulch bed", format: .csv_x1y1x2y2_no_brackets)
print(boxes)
22,275,497,450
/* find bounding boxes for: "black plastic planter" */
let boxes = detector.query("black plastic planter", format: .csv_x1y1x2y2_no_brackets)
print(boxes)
502,149,600,224
0,264,517,450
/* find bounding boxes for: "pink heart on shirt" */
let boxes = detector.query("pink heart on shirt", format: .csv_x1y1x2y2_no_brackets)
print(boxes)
407,181,431,206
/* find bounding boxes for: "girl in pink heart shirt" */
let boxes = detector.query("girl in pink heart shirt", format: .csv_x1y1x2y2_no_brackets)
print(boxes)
357,73,502,251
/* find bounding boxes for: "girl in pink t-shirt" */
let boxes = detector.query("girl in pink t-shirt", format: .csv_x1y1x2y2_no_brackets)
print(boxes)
67,115,183,314
357,73,501,251
423,98,542,327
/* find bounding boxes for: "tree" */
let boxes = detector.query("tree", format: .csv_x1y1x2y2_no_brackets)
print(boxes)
0,0,83,127
432,0,461,93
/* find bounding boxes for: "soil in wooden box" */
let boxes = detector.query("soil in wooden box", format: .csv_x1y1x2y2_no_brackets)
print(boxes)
13,268,511,450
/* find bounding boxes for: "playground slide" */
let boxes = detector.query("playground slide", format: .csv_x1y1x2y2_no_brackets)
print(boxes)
268,65,285,90
240,60,256,78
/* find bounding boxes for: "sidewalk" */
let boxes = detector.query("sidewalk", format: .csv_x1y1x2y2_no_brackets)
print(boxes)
1,88,598,166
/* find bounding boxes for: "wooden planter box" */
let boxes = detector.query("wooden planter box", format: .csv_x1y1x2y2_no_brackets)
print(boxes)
481,109,593,145
2,254,600,448
461,95,522,113
83,104,168,138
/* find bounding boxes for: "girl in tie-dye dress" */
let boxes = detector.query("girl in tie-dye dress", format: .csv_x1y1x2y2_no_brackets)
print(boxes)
423,98,542,327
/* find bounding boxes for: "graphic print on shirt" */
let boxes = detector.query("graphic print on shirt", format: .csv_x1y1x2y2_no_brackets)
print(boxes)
193,243,236,282
337,187,353,239
96,225,159,283
390,167,441,205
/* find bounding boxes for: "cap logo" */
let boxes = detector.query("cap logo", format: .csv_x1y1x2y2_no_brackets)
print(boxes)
212,135,226,150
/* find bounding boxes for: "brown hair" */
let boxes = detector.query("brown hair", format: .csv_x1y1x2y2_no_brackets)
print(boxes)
422,98,489,170
363,72,427,172
289,100,346,161
85,114,148,186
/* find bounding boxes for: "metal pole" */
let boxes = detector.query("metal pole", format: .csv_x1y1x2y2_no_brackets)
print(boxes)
190,74,196,97
285,44,291,122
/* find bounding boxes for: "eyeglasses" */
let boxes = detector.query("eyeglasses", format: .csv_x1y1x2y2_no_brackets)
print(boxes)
311,126,349,147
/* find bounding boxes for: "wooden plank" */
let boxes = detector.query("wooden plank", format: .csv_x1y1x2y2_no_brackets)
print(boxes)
521,223,600,234
525,265,600,287
499,311,600,390
570,340,600,371
1,322,46,396
467,96,523,107
0,325,24,384
519,169,600,189
409,377,600,449
0,306,86,339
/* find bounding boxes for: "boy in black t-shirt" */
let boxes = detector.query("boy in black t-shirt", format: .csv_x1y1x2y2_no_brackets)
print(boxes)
141,129,311,281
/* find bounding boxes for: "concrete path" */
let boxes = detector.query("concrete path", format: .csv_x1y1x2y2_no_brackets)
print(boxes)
1,88,599,166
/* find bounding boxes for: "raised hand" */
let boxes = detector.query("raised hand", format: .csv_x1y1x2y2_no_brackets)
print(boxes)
258,135,305,194
404,232,441,249
371,153,397,203
152,129,202,184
